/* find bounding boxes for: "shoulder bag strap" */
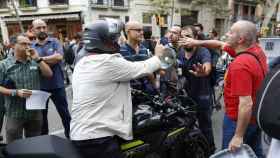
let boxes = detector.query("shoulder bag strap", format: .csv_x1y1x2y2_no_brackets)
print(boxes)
236,51,265,77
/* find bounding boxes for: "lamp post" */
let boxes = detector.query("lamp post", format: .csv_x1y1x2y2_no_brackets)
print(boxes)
170,0,175,27
10,0,24,33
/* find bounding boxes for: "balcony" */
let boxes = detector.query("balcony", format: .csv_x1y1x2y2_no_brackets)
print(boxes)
90,0,109,9
111,0,129,10
49,0,69,9
19,0,38,11
231,15,257,23
0,0,10,13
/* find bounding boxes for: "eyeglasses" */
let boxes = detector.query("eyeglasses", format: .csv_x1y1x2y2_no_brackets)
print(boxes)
129,29,143,32
34,26,47,30
169,30,180,35
18,42,31,46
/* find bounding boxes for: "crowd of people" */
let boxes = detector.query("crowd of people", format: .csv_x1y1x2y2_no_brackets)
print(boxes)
0,17,275,158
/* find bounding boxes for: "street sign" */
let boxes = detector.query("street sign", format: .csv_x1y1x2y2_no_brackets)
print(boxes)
259,38,280,61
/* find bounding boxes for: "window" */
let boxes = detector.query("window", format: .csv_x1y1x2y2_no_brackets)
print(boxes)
242,5,249,19
19,0,37,7
0,0,8,9
234,4,239,17
113,0,124,6
215,18,225,37
49,0,69,5
97,0,104,5
251,6,256,17
125,16,129,22
99,15,120,20
91,0,109,8
143,13,152,24
181,11,198,27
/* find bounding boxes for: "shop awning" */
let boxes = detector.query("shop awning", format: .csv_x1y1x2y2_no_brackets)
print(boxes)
2,13,80,22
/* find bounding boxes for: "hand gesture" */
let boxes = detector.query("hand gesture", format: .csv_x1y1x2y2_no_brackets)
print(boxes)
178,37,199,48
154,41,166,58
228,135,243,152
17,89,32,98
189,63,206,77
27,48,39,60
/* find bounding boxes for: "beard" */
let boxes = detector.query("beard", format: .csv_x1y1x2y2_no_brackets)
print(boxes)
37,32,48,41
185,47,193,52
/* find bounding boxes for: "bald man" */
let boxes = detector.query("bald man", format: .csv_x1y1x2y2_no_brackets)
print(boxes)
165,26,181,49
31,19,71,138
120,21,157,95
179,20,267,157
0,35,52,143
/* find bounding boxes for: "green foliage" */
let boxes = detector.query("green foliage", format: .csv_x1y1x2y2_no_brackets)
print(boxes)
148,0,230,16
148,0,171,15
190,0,230,15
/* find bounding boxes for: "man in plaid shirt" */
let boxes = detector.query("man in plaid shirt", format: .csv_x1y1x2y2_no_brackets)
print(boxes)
0,35,52,143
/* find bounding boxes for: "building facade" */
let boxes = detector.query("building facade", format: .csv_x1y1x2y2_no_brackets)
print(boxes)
83,0,230,38
0,0,237,42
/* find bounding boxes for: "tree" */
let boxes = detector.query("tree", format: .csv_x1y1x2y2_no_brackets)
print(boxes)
189,0,230,15
149,0,229,27
149,0,171,15
256,0,280,27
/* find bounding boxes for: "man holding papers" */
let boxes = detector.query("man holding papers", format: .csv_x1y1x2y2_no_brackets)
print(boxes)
0,35,52,143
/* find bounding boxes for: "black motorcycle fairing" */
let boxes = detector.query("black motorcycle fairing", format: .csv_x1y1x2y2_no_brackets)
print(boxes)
3,135,82,158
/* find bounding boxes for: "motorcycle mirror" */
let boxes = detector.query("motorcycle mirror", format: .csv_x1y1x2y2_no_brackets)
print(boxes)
159,46,177,69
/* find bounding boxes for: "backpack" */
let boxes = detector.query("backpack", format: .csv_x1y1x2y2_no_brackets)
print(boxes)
63,44,75,65
256,64,280,140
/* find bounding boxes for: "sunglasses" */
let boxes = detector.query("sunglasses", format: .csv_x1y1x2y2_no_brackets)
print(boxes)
18,42,32,46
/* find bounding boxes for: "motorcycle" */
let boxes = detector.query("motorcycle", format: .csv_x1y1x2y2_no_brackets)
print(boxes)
0,88,210,158
120,87,210,158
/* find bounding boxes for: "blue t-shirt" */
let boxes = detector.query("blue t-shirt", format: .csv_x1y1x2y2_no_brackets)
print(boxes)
120,43,156,94
32,38,65,90
178,47,212,101
160,37,169,45
120,43,150,61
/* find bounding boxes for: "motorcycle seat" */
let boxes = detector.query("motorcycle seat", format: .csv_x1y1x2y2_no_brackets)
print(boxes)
4,135,82,158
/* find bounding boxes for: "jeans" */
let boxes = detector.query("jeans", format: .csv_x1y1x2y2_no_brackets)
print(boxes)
41,88,71,138
193,95,216,153
268,56,280,70
222,115,264,158
72,136,123,158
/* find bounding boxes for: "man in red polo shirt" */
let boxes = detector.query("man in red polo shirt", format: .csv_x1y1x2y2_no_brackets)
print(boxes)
179,20,267,158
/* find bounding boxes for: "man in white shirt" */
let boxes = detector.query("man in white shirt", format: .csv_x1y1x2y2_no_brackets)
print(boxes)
70,19,165,158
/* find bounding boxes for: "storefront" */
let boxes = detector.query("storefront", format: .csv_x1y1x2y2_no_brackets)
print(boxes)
2,12,82,42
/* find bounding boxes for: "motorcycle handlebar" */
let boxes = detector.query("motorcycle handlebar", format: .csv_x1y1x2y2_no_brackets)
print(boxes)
131,88,196,115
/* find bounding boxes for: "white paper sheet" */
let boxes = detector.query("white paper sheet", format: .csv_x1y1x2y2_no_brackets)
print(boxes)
267,138,280,158
26,90,51,110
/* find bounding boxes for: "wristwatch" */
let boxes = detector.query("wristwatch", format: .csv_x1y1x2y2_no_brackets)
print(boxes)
11,89,17,97
36,57,43,63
